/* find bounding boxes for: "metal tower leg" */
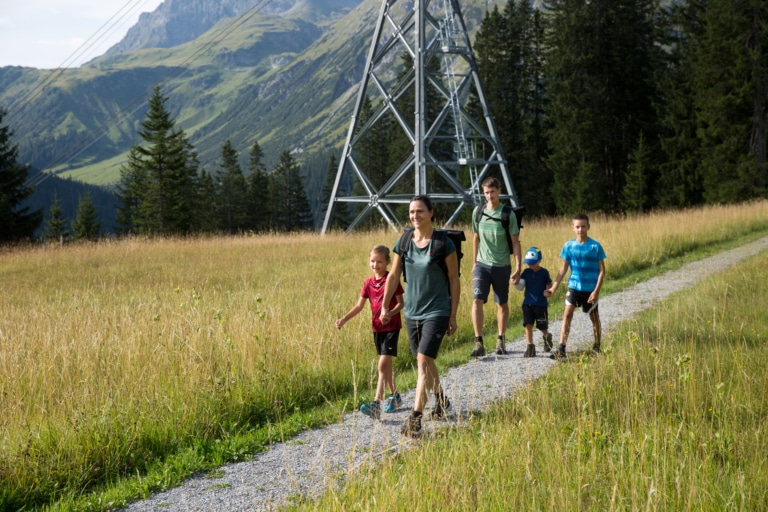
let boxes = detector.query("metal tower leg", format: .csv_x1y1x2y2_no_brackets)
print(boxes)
321,0,518,234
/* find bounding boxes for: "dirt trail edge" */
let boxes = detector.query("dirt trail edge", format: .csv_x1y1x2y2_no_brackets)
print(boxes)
124,236,768,511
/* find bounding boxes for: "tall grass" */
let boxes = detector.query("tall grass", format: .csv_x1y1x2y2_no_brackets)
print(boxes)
305,231,768,511
0,201,767,509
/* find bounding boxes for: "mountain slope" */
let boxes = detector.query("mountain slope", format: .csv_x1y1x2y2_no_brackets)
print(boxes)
0,0,499,191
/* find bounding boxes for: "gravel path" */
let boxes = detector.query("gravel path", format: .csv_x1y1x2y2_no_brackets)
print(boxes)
124,236,768,511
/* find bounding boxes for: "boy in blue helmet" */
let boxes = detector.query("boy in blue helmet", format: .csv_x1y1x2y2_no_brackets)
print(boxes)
517,247,553,357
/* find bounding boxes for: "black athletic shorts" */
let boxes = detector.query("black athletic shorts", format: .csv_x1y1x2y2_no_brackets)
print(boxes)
565,288,599,313
405,316,449,359
472,262,511,305
522,304,549,331
373,330,399,357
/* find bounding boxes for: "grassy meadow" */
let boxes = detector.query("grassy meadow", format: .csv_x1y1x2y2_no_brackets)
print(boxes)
1,201,768,510
302,225,768,511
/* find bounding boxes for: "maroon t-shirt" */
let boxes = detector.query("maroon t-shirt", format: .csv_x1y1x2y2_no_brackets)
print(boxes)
361,273,404,332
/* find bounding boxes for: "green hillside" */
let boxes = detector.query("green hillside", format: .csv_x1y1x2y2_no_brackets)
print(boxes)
0,0,497,190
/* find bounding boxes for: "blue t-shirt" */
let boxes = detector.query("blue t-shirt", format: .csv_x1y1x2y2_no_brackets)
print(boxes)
394,234,456,320
560,237,606,292
521,267,551,307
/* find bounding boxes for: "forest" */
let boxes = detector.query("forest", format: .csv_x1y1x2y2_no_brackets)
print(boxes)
1,0,766,241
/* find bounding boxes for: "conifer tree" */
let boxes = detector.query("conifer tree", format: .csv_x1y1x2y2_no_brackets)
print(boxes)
215,140,249,233
43,192,70,243
71,192,102,241
116,86,200,235
0,108,42,242
622,132,651,212
115,146,147,234
270,150,313,231
694,0,768,202
544,0,659,213
246,140,272,232
656,0,706,207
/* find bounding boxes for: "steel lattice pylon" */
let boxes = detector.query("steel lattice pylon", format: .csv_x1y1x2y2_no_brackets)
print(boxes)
321,0,518,233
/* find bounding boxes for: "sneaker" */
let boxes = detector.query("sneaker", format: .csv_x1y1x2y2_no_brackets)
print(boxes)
550,345,567,361
592,343,602,354
470,341,486,358
401,413,422,438
360,401,381,420
543,333,553,352
495,337,507,355
524,343,536,358
430,395,451,419
383,392,402,413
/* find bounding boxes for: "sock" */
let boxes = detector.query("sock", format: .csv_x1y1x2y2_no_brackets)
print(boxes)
497,334,505,341
475,336,484,343
559,343,566,351
412,410,423,418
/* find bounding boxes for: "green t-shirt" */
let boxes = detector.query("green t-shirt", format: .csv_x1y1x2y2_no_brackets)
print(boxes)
394,234,456,320
472,204,519,267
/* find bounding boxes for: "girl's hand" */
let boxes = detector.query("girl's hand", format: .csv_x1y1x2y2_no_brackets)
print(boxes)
335,319,344,329
379,308,391,325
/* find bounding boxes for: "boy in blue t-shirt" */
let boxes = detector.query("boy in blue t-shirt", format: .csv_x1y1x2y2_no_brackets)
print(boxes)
545,213,606,360
517,247,553,358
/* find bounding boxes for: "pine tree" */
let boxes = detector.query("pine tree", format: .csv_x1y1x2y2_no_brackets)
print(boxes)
694,0,768,203
0,108,42,242
544,0,659,213
116,86,200,235
622,132,650,212
246,140,272,232
43,192,70,243
471,2,552,215
656,0,706,207
115,146,147,234
215,140,249,233
270,150,313,231
71,192,102,241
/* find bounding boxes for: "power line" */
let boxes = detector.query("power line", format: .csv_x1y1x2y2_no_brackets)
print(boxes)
6,0,153,125
22,0,272,190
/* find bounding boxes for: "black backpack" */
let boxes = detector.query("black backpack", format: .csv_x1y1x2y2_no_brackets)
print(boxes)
474,204,526,254
398,227,465,283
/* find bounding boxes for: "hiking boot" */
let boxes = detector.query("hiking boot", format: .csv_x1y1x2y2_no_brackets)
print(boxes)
550,345,567,361
430,395,451,419
470,341,486,358
401,413,422,438
543,333,553,352
523,343,536,358
383,392,402,413
592,343,602,354
360,401,381,420
495,337,507,355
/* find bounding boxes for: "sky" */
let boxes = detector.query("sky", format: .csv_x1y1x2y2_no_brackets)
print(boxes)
0,0,164,69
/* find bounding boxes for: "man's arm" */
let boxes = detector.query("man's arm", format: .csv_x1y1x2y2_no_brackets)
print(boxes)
510,233,521,284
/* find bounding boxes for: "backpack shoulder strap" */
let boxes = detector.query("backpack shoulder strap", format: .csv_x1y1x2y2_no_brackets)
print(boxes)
399,227,415,282
431,229,447,259
501,204,513,230
474,205,484,226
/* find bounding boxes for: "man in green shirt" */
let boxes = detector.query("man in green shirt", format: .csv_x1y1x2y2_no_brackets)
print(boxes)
470,177,522,356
